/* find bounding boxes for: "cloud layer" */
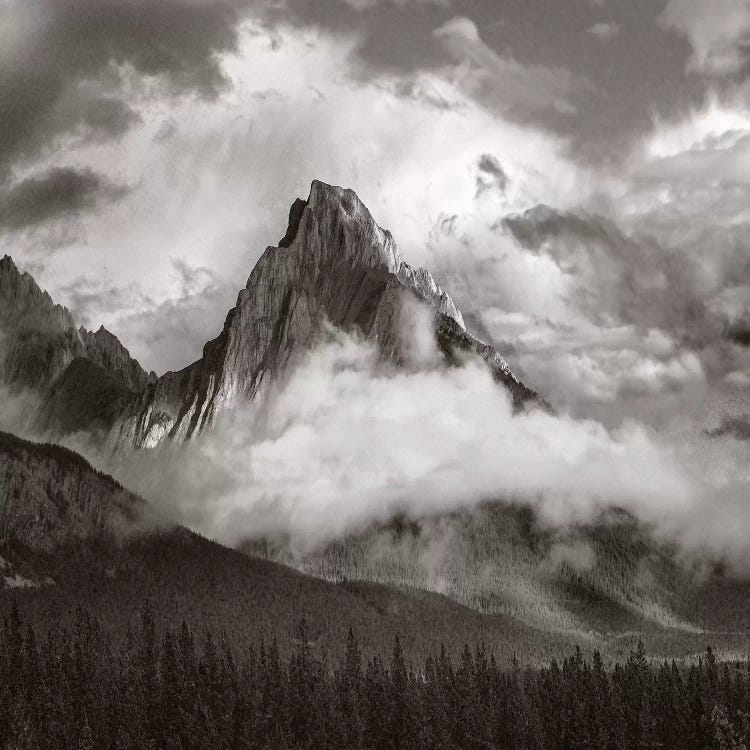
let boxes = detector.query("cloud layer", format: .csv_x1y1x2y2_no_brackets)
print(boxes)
76,321,748,571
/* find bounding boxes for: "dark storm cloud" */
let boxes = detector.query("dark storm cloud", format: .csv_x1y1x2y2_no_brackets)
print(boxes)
726,317,750,347
0,167,128,230
705,415,750,441
728,327,750,347
496,201,750,395
659,0,750,76
503,205,615,252
500,205,715,345
0,0,709,171
272,0,704,159
0,0,245,174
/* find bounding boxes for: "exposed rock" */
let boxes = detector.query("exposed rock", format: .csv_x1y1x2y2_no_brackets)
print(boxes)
1,181,544,448
278,198,307,248
0,255,155,394
112,181,543,448
79,325,156,393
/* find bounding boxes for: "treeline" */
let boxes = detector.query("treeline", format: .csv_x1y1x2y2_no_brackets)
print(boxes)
1,603,749,749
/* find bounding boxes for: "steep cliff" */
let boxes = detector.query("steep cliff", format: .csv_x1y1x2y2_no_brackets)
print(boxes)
113,181,542,448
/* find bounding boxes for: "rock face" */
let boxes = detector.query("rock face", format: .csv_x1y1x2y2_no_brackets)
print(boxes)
0,255,155,394
0,181,543,448
112,181,542,448
0,430,144,555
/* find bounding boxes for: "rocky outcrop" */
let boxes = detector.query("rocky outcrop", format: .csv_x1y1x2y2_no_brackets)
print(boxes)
0,255,155,394
111,181,542,448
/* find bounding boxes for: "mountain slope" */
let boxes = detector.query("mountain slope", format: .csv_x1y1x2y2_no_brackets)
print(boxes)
0,428,580,664
0,255,154,398
245,506,702,636
0,430,145,556
1,430,746,665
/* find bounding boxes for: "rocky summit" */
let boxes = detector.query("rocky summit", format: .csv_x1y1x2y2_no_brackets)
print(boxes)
0,181,543,449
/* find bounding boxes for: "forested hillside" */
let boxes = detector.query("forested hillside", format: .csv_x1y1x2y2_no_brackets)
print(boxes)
245,505,750,639
0,527,587,667
0,430,145,556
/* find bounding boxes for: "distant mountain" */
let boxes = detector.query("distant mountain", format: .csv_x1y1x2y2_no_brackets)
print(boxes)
0,181,543,448
0,255,155,396
244,506,712,636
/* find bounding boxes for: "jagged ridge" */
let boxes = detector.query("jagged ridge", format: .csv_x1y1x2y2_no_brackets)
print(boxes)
0,255,155,394
0,182,543,448
112,181,542,448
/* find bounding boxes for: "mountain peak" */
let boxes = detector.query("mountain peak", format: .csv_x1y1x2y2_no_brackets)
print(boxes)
271,180,403,275
110,181,540,447
0,184,542,448
268,181,465,329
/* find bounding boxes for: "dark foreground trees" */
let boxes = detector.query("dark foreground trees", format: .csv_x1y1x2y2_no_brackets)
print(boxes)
1,602,749,749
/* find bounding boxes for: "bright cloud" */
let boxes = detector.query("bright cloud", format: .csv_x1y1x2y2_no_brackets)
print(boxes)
0,18,593,374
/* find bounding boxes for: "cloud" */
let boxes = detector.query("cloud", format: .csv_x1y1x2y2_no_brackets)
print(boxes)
0,0,244,175
80,322,750,570
1,8,741,432
546,541,596,573
412,146,750,423
659,0,750,76
500,205,690,334
705,414,750,440
0,167,127,231
475,153,508,198
54,275,153,331
587,22,619,42
105,327,691,546
112,261,238,373
433,15,587,117
2,18,590,373
728,323,750,347
49,257,236,373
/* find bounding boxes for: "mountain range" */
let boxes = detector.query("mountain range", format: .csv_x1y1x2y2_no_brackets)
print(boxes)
1,181,748,664
0,180,542,451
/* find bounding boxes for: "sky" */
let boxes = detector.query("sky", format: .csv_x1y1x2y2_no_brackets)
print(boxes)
1,0,749,437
